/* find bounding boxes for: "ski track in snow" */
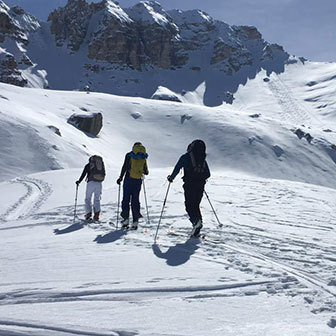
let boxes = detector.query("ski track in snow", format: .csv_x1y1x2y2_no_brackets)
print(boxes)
0,319,135,336
268,74,322,128
1,177,52,222
13,176,334,315
1,176,336,333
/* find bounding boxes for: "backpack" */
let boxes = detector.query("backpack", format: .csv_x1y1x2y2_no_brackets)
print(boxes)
188,140,207,180
89,155,105,182
129,143,148,179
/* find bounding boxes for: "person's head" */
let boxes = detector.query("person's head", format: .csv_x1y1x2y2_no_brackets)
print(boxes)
132,142,146,154
187,139,206,162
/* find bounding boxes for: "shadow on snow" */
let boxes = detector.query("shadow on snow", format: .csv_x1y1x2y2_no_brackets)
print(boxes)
94,229,127,244
152,238,201,266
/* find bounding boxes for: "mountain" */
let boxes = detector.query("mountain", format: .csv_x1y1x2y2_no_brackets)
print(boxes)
1,2,336,334
0,0,292,106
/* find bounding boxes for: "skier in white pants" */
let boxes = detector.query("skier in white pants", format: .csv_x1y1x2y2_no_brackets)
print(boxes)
76,156,106,221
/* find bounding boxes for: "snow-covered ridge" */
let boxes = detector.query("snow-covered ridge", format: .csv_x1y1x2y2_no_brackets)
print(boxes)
125,1,172,27
168,8,214,25
104,0,132,24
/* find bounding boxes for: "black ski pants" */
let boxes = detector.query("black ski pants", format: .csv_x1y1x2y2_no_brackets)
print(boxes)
183,180,205,225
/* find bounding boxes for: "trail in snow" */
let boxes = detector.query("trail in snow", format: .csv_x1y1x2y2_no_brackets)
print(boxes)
1,177,51,222
268,74,322,128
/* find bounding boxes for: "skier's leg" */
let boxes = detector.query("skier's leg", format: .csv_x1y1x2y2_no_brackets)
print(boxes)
131,178,142,222
121,178,131,220
93,181,102,220
85,181,94,218
183,182,197,224
194,181,205,222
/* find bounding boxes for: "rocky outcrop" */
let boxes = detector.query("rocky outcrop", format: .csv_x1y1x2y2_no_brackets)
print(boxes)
238,26,262,40
210,38,253,74
0,51,27,86
48,0,93,51
87,1,186,69
68,112,103,136
0,2,39,45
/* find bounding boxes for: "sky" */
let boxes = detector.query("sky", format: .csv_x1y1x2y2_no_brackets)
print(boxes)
3,0,335,62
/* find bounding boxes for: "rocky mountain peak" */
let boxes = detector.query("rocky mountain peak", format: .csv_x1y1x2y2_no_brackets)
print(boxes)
0,0,293,106
48,0,93,51
101,0,133,24
168,8,214,26
0,1,39,45
125,1,172,27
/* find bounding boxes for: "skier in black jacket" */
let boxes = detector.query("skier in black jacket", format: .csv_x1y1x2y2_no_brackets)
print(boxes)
167,140,210,237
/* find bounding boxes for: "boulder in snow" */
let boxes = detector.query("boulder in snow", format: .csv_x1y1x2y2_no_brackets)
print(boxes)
151,86,182,102
68,112,103,137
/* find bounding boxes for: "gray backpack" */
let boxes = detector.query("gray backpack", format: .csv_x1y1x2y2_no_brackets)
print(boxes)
89,155,105,182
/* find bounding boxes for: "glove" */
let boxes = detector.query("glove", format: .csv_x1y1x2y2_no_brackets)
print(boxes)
75,180,80,186
116,177,122,185
167,175,173,183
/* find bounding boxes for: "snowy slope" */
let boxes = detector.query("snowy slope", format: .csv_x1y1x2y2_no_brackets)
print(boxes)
0,67,336,335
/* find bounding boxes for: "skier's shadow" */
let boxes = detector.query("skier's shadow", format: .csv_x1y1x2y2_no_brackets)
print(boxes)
152,238,201,266
54,223,84,235
94,229,127,244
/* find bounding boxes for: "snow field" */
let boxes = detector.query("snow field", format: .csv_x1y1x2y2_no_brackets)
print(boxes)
1,59,336,334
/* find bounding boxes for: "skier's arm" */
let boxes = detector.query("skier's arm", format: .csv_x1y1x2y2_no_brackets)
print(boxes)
143,160,149,175
77,164,89,184
119,154,130,180
169,155,185,181
204,160,210,180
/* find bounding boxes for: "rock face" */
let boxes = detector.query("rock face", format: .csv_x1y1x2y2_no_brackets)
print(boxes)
0,51,27,86
48,0,94,51
68,112,103,137
46,0,288,73
0,1,41,86
0,1,39,44
0,0,292,105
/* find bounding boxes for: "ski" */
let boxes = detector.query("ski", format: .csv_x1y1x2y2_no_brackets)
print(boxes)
167,229,221,243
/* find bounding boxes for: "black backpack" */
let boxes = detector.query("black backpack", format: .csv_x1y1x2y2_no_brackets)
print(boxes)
188,140,207,179
89,155,105,182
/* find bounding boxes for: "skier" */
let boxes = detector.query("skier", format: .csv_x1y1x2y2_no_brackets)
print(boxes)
116,142,149,230
167,140,210,237
76,155,106,221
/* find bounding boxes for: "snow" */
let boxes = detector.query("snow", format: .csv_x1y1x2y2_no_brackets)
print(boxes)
168,9,214,25
151,85,182,102
125,1,172,27
0,0,9,13
104,0,133,24
1,55,336,334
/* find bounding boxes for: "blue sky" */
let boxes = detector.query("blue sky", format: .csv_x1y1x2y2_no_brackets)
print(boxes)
4,0,335,62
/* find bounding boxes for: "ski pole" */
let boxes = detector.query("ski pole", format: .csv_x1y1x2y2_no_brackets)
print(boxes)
204,190,222,227
154,182,171,244
116,183,121,230
143,178,150,225
73,184,79,224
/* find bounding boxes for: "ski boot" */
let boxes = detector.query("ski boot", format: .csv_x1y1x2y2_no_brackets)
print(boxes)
85,213,92,221
190,220,203,237
121,217,129,229
130,220,138,230
94,212,100,221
